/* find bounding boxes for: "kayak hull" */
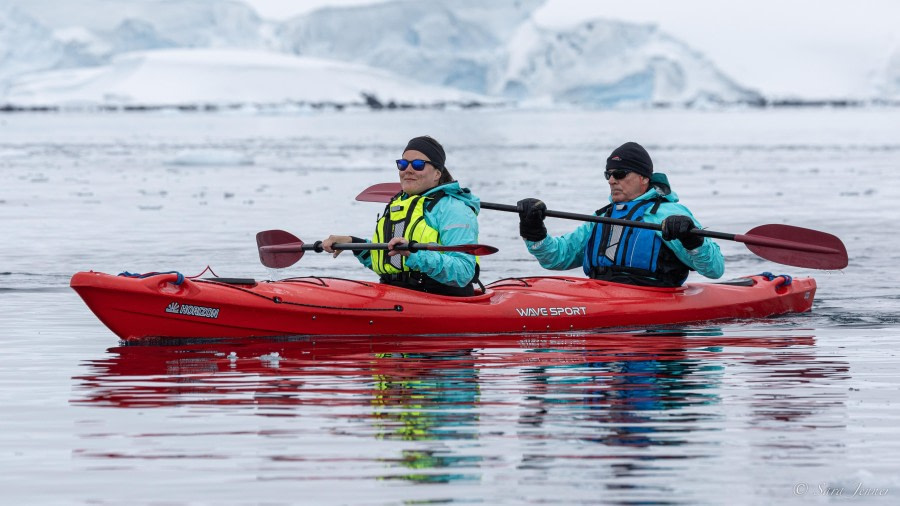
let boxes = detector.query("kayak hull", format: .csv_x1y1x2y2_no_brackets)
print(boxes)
70,271,816,341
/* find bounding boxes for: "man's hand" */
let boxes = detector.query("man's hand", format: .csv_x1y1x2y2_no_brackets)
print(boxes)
517,198,547,242
661,215,703,250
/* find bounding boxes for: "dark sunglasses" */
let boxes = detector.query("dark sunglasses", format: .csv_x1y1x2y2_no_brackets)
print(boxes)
396,159,435,171
604,169,632,180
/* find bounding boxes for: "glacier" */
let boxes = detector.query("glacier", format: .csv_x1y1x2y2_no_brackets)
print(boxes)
0,3,65,95
276,0,545,95
494,19,762,106
4,49,491,109
0,0,894,109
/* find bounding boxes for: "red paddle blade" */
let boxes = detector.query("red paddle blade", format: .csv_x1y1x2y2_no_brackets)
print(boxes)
356,182,401,202
740,224,848,270
431,244,499,256
256,229,304,269
467,245,499,256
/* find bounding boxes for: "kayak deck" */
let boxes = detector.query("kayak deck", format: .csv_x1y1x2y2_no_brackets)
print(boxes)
70,271,816,340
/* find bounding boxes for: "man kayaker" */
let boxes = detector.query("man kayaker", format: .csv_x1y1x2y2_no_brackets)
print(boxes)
516,141,724,287
322,135,482,296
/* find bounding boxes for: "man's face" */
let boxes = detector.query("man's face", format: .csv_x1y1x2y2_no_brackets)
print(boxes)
607,170,649,202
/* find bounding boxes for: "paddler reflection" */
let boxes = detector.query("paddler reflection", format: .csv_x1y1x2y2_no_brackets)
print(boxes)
518,329,728,449
72,329,843,474
370,351,479,441
368,349,482,483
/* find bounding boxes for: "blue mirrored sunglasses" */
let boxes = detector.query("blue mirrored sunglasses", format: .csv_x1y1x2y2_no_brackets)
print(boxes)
396,159,435,171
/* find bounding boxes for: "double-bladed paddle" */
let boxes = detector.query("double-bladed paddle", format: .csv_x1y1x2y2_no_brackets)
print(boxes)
256,229,498,269
355,182,848,270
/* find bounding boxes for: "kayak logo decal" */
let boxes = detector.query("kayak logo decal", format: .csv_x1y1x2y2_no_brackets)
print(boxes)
165,301,220,319
516,306,587,317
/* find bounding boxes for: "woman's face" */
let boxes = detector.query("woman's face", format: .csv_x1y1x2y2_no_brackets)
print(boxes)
398,149,442,195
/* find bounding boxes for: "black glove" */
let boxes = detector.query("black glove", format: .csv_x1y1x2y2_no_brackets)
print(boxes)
661,215,703,250
517,198,547,242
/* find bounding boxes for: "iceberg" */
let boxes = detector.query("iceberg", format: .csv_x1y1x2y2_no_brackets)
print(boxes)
0,4,64,94
1,0,890,108
272,0,762,106
4,48,493,109
496,19,763,106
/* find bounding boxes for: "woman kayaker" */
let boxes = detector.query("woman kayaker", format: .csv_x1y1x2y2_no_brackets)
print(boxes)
322,135,482,296
516,141,724,287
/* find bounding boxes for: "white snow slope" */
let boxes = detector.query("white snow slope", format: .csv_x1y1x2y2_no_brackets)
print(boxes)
2,0,895,108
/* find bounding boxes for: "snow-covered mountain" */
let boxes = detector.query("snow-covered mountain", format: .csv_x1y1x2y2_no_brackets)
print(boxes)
277,0,760,106
9,0,266,49
2,0,891,109
3,0,269,87
0,4,65,94
276,0,543,94
5,49,490,108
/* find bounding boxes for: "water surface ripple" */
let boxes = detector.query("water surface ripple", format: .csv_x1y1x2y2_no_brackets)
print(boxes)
2,110,899,504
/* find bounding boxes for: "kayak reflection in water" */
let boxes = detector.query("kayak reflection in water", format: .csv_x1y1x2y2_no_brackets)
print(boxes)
517,141,725,287
322,136,483,296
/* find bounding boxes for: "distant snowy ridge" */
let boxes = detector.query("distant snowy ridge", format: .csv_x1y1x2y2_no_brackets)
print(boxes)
2,0,895,109
9,0,267,51
277,0,760,105
0,4,64,94
276,0,545,95
5,49,492,110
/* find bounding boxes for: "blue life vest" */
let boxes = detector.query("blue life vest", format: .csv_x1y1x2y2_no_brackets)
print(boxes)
582,199,690,287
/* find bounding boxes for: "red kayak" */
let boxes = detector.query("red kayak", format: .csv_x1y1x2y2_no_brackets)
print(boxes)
70,270,816,341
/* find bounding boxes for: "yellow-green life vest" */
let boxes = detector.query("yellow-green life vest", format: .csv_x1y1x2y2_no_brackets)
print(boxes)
372,193,442,275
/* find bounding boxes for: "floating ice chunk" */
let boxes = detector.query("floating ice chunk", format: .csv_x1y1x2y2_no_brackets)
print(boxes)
258,352,281,368
0,149,31,159
166,150,254,167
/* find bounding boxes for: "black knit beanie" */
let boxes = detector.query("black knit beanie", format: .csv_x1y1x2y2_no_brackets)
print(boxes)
404,136,445,170
606,142,653,178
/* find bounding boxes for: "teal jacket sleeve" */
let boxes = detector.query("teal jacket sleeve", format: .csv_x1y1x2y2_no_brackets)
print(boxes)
404,198,479,287
524,221,594,270
353,238,373,269
643,204,725,279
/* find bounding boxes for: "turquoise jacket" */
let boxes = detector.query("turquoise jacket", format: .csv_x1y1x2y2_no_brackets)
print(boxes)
356,181,481,288
525,177,724,282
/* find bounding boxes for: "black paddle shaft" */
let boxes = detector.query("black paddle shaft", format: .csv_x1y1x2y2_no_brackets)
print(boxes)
328,242,439,252
480,202,734,240
482,201,845,259
262,241,421,254
260,241,495,255
354,185,847,268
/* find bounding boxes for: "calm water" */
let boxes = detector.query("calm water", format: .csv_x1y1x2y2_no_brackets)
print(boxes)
2,109,899,504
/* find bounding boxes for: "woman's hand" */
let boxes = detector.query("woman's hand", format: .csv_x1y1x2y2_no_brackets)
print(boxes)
387,237,411,257
321,235,353,258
